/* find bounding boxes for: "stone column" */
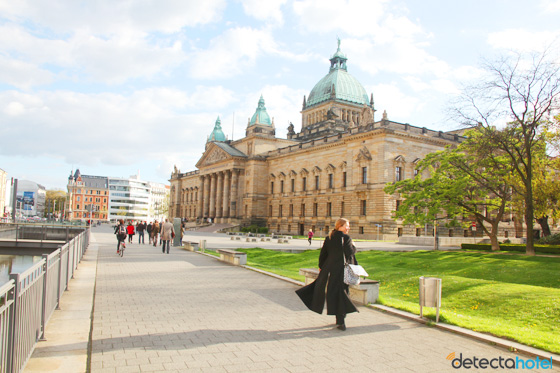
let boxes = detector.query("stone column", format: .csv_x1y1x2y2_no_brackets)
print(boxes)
230,169,239,217
198,177,205,219
222,170,231,218
209,173,216,218
216,172,224,219
203,175,210,218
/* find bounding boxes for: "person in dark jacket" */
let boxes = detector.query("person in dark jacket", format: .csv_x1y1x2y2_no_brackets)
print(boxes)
295,218,358,330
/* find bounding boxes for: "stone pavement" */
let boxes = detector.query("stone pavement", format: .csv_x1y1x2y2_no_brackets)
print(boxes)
27,226,559,372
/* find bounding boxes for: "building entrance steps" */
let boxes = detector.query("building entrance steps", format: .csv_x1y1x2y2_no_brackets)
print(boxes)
26,225,560,372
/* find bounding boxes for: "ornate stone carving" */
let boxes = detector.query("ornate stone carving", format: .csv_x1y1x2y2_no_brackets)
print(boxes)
203,148,228,165
360,105,374,126
356,146,372,162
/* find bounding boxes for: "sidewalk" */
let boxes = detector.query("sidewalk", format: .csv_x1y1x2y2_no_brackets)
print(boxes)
26,226,559,372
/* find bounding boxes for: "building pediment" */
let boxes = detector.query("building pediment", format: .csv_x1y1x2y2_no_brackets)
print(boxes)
196,142,247,168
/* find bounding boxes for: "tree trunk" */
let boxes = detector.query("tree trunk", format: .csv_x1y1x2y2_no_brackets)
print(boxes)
489,222,500,251
537,216,551,237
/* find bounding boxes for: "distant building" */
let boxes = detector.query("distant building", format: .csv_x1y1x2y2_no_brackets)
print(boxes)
67,170,110,222
67,170,169,222
13,180,46,218
0,168,6,217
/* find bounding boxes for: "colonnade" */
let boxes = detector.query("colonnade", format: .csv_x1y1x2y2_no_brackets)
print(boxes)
198,169,241,220
305,108,360,125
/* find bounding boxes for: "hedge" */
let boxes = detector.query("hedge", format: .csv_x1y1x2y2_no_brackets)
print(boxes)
461,243,560,254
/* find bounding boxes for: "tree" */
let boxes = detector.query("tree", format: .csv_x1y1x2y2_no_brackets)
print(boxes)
384,130,514,251
45,189,67,220
450,49,560,255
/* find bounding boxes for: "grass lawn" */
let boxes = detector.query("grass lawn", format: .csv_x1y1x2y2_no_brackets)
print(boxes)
220,248,560,354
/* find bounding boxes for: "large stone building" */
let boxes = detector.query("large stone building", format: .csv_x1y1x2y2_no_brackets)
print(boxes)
169,42,464,239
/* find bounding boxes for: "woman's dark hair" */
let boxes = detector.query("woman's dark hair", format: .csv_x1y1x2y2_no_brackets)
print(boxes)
329,218,349,238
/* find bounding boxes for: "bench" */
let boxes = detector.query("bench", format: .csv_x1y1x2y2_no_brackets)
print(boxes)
246,237,257,242
261,237,271,242
277,239,289,244
217,249,247,265
183,241,197,251
298,268,379,305
230,236,242,241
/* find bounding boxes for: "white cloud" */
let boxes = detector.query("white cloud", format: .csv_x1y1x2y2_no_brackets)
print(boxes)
371,83,422,120
487,29,560,52
189,27,279,79
0,55,54,89
240,0,288,25
540,0,560,12
0,0,226,34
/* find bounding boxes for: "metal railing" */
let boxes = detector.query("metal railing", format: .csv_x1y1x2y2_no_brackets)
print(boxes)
0,228,90,373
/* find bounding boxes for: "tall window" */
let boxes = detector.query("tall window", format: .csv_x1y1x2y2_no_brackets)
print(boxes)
328,174,334,189
315,175,320,190
271,181,274,194
362,167,367,184
414,169,419,177
281,180,284,193
291,179,295,192
396,166,403,181
396,200,402,211
301,203,305,216
343,172,347,187
302,177,307,191
279,205,283,217
341,201,345,216
269,205,272,216
289,204,294,216
361,200,367,215
313,203,318,217
327,202,332,216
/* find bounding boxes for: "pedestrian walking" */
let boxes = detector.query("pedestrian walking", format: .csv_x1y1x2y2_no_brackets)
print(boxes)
308,228,314,245
152,221,160,247
295,218,358,331
137,221,145,244
147,222,153,244
160,219,175,254
126,221,135,243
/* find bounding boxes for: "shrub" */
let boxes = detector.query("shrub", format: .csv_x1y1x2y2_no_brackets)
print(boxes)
258,227,269,234
461,243,560,254
537,233,560,245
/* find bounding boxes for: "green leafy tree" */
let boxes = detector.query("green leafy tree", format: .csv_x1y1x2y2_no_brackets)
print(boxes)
45,190,67,219
450,49,560,255
385,130,514,251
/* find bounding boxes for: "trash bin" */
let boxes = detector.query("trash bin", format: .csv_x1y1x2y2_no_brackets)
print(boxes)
419,276,442,322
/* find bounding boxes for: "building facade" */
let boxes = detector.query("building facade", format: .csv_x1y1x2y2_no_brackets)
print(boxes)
13,180,46,218
67,170,169,222
169,43,464,239
67,170,110,222
0,168,6,217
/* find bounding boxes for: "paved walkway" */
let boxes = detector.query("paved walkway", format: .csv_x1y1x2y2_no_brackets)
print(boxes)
26,226,558,372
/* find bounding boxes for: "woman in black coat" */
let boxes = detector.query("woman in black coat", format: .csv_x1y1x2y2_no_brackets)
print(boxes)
296,218,358,330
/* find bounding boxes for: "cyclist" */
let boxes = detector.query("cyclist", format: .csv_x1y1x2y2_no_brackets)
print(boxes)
114,219,127,254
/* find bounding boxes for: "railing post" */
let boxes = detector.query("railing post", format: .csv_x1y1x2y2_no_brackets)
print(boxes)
39,254,49,341
56,247,62,309
7,273,20,373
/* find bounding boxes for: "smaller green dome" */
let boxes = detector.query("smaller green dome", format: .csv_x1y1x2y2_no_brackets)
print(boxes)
209,116,226,142
249,95,272,126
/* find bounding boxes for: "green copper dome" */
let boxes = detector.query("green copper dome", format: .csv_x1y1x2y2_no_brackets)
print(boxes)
306,40,369,107
208,116,226,142
249,95,272,126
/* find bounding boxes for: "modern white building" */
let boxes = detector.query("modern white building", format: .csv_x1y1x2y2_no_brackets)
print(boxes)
12,180,46,218
148,181,170,222
107,176,151,222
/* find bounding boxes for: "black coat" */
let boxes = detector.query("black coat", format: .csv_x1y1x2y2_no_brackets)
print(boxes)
296,230,358,316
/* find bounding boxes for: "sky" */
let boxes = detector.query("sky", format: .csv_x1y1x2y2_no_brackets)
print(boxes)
1,0,560,192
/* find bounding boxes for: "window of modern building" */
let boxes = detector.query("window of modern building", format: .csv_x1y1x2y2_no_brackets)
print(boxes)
328,174,333,189
361,200,366,215
343,172,347,187
362,167,367,184
315,175,319,190
396,166,403,181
